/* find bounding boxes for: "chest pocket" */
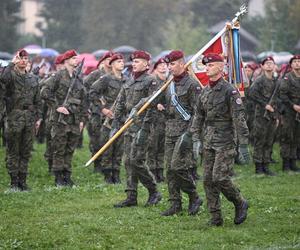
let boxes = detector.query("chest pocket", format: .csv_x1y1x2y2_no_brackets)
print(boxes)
131,82,148,106
261,81,274,99
107,81,121,103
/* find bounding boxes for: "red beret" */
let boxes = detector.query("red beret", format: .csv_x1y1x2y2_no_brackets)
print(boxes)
130,50,151,61
153,57,166,70
109,53,124,65
164,50,184,63
54,54,64,65
17,49,29,57
62,50,77,62
289,55,300,65
202,53,224,65
261,56,275,65
245,63,258,71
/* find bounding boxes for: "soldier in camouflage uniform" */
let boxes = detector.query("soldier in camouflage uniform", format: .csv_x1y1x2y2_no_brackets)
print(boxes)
0,49,42,191
157,51,203,216
250,57,278,175
279,55,300,172
41,50,88,186
84,51,114,173
89,53,126,184
146,58,167,183
191,53,249,226
112,50,161,208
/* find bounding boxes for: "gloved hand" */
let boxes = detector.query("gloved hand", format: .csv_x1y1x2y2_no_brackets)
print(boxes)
239,144,250,164
178,132,192,152
193,140,202,160
135,128,148,146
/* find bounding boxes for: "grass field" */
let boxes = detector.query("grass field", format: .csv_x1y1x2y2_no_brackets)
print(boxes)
0,133,299,250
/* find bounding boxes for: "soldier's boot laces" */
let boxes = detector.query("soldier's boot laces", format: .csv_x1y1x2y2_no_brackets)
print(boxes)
18,173,30,191
112,170,121,184
262,164,276,176
54,171,65,187
290,159,300,172
156,169,165,183
234,199,249,225
161,201,182,216
145,191,162,206
188,194,203,216
64,171,75,187
255,163,264,174
10,174,19,191
113,192,137,208
282,158,291,172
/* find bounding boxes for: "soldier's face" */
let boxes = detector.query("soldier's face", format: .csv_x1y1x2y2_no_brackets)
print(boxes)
245,67,254,78
206,62,223,77
66,56,78,68
168,60,184,76
112,59,125,71
104,58,112,68
155,62,168,74
262,60,275,72
17,56,29,69
132,58,148,72
291,59,300,70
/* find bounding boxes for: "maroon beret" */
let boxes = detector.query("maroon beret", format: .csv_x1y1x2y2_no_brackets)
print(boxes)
164,50,184,63
62,50,77,62
261,56,275,65
98,51,114,66
17,49,29,57
289,55,300,65
109,53,124,65
245,63,258,71
55,54,64,65
202,53,224,65
130,50,151,61
153,57,166,70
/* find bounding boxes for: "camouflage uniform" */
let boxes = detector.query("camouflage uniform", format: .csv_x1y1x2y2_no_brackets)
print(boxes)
279,71,300,171
191,78,249,224
0,62,41,189
41,69,87,185
89,73,126,183
250,73,278,174
160,72,202,215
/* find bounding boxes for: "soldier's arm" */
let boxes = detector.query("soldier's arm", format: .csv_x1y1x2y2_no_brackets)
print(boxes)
89,75,109,111
112,86,126,128
190,93,205,141
40,74,58,109
83,70,99,92
279,77,294,108
249,77,268,107
34,80,43,121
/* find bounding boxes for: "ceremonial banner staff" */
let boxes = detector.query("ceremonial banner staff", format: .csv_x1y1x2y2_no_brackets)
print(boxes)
85,4,248,167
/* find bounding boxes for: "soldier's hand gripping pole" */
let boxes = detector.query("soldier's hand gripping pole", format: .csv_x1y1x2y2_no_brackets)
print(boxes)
84,5,248,167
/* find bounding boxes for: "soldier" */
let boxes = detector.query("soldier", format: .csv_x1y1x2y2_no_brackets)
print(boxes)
279,55,300,172
0,49,42,191
191,53,249,226
250,57,278,175
41,50,88,186
112,50,161,208
157,50,203,216
89,53,126,184
147,58,167,183
84,51,114,173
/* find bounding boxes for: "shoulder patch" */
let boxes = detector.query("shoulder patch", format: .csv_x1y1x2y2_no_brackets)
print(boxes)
51,73,56,77
232,90,238,95
236,98,242,105
151,81,157,85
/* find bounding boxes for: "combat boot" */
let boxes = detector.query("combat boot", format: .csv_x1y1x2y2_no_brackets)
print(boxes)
113,192,137,208
255,163,264,174
145,190,162,206
188,194,203,216
63,170,75,187
234,199,249,225
103,169,114,184
156,168,165,183
18,173,30,191
262,164,276,176
282,158,290,172
112,169,121,184
54,171,65,186
9,173,19,190
161,201,182,216
289,159,300,172
208,213,224,226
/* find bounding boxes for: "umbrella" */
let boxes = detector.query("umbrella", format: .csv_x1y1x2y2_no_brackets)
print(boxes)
0,51,13,60
23,44,42,55
92,49,108,60
77,53,98,75
153,50,171,62
39,48,59,57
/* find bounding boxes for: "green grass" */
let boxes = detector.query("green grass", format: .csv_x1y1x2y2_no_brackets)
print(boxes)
0,133,300,250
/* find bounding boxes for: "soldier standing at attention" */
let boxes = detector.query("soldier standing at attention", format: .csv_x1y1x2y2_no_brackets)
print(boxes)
41,50,87,186
89,53,126,184
279,55,300,172
112,50,162,208
191,53,249,226
157,50,203,216
1,49,42,191
250,57,278,176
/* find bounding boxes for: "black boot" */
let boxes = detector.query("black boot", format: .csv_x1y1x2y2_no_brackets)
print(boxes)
208,212,224,226
112,169,121,184
188,194,203,216
9,173,19,190
54,171,65,186
145,191,162,206
63,170,75,187
282,158,290,172
114,191,137,208
18,173,30,191
255,163,264,174
156,168,165,183
103,169,113,184
290,159,300,172
262,164,276,176
234,199,249,225
161,201,182,216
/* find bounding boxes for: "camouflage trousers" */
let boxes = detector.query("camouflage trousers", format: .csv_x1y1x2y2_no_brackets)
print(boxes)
44,121,53,163
164,135,198,202
123,133,157,194
280,112,300,159
99,125,123,171
5,111,34,174
253,116,277,163
203,147,243,215
86,114,103,168
146,121,165,171
51,123,80,172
